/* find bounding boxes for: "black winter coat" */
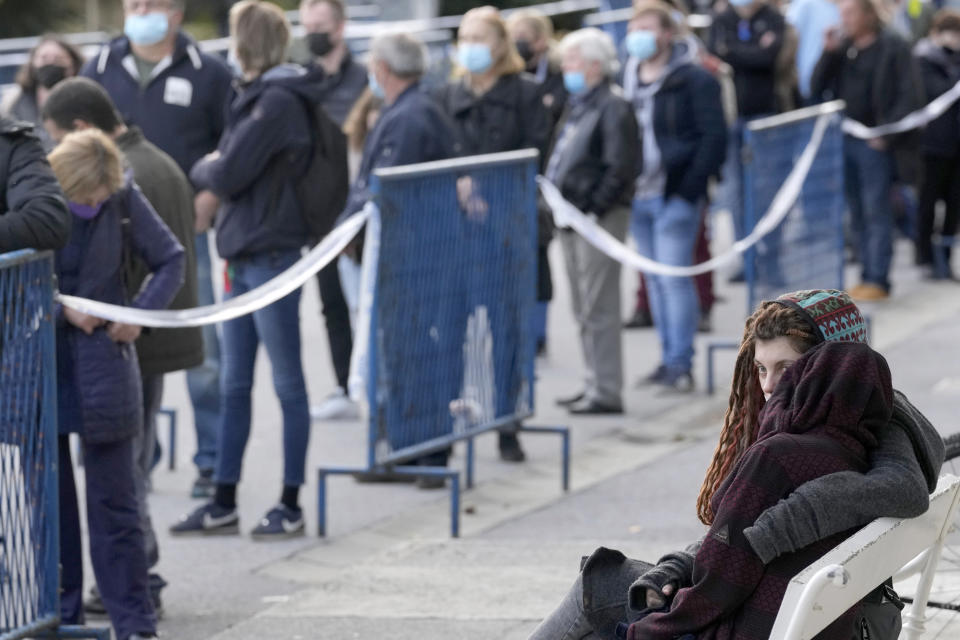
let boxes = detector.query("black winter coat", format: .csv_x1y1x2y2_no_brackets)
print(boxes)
546,82,640,217
0,118,70,252
914,38,960,157
708,6,785,117
433,72,551,168
652,63,728,203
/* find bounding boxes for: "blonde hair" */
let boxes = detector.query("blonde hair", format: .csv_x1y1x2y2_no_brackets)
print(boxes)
459,6,525,77
631,0,680,31
230,0,291,76
506,9,554,42
48,129,124,202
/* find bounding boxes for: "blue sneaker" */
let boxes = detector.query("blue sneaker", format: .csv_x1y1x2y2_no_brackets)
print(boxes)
169,502,239,536
251,505,305,541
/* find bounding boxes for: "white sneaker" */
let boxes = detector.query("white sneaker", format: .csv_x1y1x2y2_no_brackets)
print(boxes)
310,388,359,420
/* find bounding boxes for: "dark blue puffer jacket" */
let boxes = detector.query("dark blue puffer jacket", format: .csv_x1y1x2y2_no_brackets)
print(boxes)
56,178,185,443
190,64,323,260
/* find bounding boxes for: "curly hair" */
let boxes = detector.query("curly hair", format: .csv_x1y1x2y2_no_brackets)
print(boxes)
695,301,821,525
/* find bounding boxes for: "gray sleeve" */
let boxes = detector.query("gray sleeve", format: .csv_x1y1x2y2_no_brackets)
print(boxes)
744,423,929,564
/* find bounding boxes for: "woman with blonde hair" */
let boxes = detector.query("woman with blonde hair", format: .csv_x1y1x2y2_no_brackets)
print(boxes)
50,128,184,640
433,7,553,465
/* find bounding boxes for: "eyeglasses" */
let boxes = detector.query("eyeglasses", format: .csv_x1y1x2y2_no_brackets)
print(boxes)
124,0,173,12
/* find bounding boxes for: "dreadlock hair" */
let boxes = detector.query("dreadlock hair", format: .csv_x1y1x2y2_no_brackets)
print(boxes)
695,301,822,525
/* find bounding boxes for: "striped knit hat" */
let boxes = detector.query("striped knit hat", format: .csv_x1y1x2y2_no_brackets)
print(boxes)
774,289,868,344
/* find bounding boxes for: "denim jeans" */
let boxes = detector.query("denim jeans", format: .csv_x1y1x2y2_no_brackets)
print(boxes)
843,136,895,290
215,249,311,488
186,232,221,472
631,195,700,373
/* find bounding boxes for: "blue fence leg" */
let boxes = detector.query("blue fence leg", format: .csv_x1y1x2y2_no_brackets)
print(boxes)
466,437,475,490
450,472,461,538
317,469,327,537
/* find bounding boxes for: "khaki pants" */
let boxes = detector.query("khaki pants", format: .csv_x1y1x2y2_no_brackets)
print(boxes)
560,205,629,406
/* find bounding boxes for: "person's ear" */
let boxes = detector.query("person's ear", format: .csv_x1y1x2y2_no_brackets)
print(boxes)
72,119,91,131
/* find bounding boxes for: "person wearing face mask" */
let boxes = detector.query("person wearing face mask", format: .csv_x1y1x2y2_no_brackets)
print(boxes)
296,0,368,423
623,2,727,393
434,6,552,459
506,9,568,129
1,35,84,151
546,28,639,417
913,9,960,279
82,0,235,501
49,128,184,640
707,0,786,261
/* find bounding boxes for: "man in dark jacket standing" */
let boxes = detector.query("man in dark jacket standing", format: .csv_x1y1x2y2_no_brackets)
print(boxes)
0,117,70,252
548,28,639,415
708,0,785,248
42,76,202,615
811,0,922,300
82,0,235,497
298,0,368,422
913,10,960,280
624,3,727,392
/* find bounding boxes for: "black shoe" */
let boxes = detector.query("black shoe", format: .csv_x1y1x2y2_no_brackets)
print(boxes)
624,309,653,329
498,432,526,463
656,368,695,394
416,475,447,490
555,391,585,407
697,310,713,333
568,398,623,415
635,365,667,388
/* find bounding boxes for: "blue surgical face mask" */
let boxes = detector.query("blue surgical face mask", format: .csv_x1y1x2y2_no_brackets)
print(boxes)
563,70,587,95
457,43,494,74
124,12,170,47
626,30,659,62
69,201,104,220
729,0,754,7
368,70,385,99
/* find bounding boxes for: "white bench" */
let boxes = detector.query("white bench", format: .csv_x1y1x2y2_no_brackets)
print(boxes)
770,474,960,640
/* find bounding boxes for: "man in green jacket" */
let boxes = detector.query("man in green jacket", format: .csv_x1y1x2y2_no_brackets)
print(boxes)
43,77,202,616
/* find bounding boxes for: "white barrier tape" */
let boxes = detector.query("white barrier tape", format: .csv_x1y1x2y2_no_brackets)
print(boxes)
842,79,960,140
56,208,370,328
538,111,833,278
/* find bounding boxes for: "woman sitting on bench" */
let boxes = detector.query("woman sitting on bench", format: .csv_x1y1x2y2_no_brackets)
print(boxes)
530,289,944,639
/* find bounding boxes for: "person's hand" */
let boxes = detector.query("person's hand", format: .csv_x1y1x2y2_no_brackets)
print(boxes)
106,322,142,343
759,31,777,49
63,307,105,335
867,137,888,152
824,26,843,52
457,176,489,222
646,583,675,609
194,190,220,233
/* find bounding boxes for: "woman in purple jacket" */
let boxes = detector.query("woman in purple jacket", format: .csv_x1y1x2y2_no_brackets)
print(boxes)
49,129,184,640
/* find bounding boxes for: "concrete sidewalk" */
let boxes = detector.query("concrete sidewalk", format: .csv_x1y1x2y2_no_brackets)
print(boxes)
71,237,960,639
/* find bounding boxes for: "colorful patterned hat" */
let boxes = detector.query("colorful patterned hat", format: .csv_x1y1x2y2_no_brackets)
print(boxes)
773,289,868,344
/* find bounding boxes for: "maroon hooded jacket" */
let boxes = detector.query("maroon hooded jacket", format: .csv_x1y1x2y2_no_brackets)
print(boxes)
629,342,893,640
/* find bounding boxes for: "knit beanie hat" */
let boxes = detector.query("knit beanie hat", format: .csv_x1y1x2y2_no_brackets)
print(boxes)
773,289,868,344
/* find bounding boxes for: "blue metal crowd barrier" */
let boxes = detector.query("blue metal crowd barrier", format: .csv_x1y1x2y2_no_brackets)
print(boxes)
706,102,848,394
0,250,108,640
317,150,570,538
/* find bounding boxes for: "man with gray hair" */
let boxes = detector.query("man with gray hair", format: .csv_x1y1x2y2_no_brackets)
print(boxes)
341,32,456,217
547,27,639,415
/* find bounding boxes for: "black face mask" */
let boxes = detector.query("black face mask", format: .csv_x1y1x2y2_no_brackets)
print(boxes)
514,40,535,65
307,31,334,57
34,64,68,89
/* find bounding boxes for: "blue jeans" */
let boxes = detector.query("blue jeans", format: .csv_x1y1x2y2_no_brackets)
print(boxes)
215,249,310,488
843,136,895,290
631,195,700,372
186,232,221,472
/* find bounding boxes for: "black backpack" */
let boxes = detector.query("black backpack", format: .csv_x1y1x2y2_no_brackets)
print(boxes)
282,91,349,243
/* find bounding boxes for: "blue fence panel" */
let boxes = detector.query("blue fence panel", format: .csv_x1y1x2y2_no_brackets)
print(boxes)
742,110,846,311
0,251,59,640
367,151,539,467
